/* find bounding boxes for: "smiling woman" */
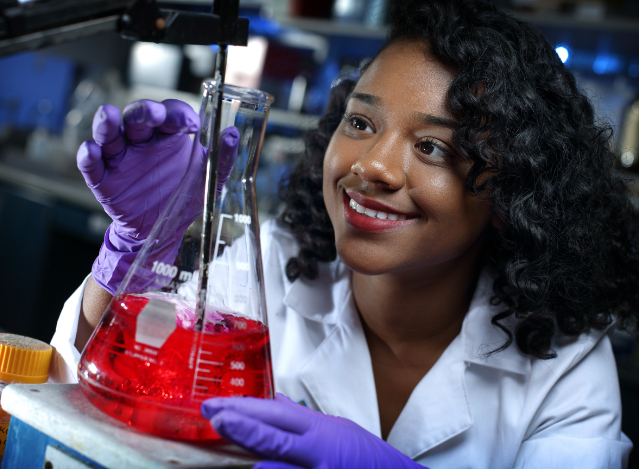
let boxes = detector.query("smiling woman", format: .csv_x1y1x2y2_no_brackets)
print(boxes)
323,40,495,285
269,0,639,465
51,0,639,467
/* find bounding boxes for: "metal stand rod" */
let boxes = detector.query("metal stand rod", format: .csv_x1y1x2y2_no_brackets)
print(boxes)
195,44,228,331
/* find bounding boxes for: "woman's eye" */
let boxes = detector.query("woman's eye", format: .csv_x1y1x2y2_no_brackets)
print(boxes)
347,116,373,133
416,140,450,159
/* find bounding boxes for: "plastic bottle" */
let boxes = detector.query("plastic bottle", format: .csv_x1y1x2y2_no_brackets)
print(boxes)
0,333,52,463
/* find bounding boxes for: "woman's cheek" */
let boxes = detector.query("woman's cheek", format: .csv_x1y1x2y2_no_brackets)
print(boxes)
323,138,353,195
322,144,342,220
324,134,350,173
408,168,461,219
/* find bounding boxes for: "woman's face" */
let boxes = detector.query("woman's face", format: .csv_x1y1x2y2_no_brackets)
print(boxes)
323,40,496,279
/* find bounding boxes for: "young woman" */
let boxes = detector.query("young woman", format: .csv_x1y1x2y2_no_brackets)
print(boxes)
52,0,638,467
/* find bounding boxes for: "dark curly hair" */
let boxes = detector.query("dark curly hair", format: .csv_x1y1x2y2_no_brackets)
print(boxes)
278,0,639,359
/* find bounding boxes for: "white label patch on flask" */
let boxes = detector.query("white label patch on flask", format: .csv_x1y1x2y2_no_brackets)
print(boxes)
135,298,177,348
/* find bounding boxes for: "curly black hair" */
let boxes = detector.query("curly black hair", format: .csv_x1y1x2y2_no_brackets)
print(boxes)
278,0,639,359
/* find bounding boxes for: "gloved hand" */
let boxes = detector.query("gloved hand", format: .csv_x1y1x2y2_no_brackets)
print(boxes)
78,99,239,294
201,393,427,469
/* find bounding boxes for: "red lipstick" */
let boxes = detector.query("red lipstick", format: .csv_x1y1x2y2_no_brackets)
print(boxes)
347,192,410,216
342,192,417,233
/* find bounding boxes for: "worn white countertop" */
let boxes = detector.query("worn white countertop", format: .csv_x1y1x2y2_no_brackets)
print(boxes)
2,383,258,469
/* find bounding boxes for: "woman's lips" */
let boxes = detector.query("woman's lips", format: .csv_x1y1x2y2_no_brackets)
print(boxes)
347,191,412,216
342,192,418,232
349,198,407,221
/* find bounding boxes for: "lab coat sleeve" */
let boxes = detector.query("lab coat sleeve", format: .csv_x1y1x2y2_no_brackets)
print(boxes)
513,333,633,469
48,275,89,383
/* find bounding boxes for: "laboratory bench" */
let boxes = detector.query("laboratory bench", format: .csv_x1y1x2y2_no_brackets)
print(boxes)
1,383,258,468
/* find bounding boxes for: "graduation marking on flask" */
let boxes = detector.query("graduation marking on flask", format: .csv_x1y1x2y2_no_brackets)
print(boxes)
151,261,179,278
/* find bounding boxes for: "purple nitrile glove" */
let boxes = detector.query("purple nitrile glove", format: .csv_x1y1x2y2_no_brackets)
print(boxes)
78,99,239,294
200,393,428,469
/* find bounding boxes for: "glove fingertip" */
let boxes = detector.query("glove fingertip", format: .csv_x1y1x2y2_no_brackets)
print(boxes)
210,410,242,441
92,104,122,144
161,99,200,133
201,400,221,420
77,141,105,185
123,99,167,127
221,125,240,145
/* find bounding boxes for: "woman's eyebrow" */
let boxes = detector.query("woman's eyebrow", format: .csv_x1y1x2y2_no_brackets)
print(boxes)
349,92,457,129
415,112,458,129
349,92,381,106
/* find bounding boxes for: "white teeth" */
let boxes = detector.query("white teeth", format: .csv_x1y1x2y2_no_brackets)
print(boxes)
349,198,406,221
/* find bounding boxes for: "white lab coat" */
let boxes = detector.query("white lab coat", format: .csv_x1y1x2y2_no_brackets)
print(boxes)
51,219,633,468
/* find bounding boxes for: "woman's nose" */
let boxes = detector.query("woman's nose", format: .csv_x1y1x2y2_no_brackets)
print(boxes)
351,134,405,189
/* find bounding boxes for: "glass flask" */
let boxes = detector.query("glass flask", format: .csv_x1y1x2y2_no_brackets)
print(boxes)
78,82,275,441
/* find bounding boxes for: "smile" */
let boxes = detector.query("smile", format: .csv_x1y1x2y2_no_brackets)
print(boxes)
349,198,407,221
342,193,416,233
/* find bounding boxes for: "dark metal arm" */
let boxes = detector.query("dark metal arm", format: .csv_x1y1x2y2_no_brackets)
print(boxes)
0,0,248,56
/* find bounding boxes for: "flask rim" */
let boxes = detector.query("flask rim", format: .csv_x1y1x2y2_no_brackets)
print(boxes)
202,81,274,106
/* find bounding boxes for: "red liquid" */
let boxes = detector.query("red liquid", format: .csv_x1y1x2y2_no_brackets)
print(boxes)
78,294,273,440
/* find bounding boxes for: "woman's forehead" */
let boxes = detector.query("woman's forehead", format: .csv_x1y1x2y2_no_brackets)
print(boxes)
351,41,457,119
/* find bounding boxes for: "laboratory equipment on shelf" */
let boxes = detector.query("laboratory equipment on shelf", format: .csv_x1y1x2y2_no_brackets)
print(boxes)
78,81,275,441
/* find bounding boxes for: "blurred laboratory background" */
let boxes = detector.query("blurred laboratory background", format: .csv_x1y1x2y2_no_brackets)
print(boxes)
0,0,638,461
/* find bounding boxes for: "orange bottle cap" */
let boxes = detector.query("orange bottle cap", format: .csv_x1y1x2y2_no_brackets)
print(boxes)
0,333,53,384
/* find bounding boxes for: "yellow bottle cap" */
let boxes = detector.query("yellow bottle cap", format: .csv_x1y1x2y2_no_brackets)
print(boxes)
0,333,53,384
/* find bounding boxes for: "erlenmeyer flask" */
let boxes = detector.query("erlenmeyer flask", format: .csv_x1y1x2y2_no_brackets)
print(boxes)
78,82,275,441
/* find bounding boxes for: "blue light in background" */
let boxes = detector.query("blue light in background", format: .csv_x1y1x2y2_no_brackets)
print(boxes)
248,16,281,36
238,6,281,37
555,45,570,63
629,61,639,78
593,55,607,74
592,54,623,75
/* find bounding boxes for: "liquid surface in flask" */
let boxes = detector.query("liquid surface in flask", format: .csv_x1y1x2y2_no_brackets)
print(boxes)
79,293,273,440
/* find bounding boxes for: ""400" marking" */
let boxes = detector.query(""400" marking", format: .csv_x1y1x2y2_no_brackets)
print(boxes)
230,378,245,387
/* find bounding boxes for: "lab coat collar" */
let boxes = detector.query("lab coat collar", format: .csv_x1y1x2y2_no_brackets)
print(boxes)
282,257,348,325
461,271,532,375
298,289,383,437
284,260,531,376
387,332,473,459
289,264,474,455
284,258,382,434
